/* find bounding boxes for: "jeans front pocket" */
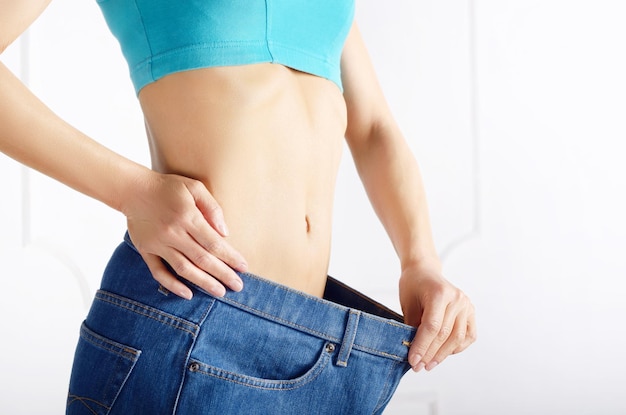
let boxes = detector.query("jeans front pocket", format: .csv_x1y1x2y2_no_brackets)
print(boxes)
184,300,339,391
187,340,334,390
66,322,141,415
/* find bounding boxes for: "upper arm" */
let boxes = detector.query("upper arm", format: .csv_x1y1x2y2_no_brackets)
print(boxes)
340,22,396,145
0,0,51,53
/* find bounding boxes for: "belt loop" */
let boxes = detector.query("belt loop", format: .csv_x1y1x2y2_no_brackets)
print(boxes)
337,309,360,367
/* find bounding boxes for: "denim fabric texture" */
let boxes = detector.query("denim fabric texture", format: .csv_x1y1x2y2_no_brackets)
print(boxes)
67,235,416,414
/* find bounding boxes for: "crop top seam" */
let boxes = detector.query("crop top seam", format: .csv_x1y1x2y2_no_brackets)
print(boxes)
129,40,338,77
264,0,275,61
132,0,154,81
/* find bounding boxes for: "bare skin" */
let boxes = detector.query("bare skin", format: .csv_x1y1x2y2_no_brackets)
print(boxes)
138,64,345,297
1,1,475,373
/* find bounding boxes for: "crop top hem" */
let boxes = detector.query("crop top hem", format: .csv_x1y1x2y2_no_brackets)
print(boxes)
131,40,342,95
96,0,355,97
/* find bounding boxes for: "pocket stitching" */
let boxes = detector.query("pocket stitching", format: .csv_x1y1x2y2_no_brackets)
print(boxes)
67,395,110,414
96,290,199,336
68,323,142,415
188,343,333,391
80,323,141,360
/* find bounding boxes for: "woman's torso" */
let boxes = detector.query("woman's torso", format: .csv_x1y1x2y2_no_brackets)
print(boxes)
138,64,347,296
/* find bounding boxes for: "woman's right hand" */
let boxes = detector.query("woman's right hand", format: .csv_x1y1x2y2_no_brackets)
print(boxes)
123,171,248,299
2,1,247,301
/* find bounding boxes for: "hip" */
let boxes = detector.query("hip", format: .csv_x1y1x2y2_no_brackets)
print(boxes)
67,237,416,414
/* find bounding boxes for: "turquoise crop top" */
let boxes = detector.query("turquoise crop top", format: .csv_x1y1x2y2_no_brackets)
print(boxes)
96,0,355,94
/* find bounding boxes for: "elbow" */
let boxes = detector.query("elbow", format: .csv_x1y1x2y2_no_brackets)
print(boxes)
0,41,9,55
344,94,397,150
0,36,16,55
346,116,394,150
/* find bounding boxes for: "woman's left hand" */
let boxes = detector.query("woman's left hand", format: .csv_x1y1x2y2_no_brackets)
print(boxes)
399,260,477,372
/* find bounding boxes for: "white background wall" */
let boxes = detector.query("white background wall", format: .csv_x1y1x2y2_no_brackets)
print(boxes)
1,1,625,414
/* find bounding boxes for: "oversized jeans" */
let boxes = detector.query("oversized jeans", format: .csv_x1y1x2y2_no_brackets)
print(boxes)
67,235,416,414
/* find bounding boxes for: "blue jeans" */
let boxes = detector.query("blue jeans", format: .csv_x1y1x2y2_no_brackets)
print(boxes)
67,235,416,414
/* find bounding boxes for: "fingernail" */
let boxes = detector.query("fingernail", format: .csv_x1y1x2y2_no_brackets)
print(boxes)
180,290,193,300
213,286,227,298
426,361,439,371
219,223,230,236
232,279,244,292
413,362,426,373
409,354,422,368
239,261,249,272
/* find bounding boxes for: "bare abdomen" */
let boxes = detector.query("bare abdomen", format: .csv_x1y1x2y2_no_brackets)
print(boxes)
138,64,347,296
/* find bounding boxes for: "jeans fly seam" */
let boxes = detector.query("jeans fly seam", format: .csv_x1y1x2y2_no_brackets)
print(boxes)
96,291,198,337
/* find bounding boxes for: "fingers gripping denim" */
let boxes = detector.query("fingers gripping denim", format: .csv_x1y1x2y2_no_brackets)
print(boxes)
67,237,416,414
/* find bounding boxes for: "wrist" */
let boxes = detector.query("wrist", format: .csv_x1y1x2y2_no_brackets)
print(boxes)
114,163,157,216
396,236,440,276
400,255,443,277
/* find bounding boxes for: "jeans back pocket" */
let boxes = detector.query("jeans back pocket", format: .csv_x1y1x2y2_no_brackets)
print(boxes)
67,322,141,415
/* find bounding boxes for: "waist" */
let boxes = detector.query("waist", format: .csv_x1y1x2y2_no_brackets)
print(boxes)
100,237,415,361
138,64,347,294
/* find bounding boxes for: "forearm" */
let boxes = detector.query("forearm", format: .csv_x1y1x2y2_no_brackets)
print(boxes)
348,120,440,271
341,21,475,370
1,58,248,298
0,61,150,213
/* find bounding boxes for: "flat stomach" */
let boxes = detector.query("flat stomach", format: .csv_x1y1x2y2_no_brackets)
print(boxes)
138,64,347,296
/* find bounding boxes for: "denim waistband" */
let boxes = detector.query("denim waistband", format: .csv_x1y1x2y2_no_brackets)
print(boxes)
114,233,416,362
